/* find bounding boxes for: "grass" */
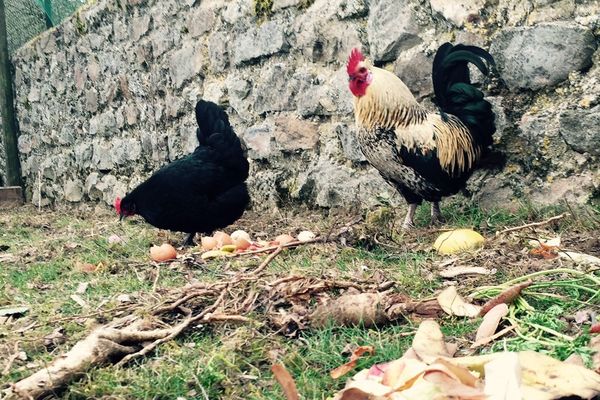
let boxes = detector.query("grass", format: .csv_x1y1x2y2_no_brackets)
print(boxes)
0,201,599,399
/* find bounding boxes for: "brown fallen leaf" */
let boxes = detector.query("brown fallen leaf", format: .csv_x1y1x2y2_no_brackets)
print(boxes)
271,364,300,400
434,357,479,388
475,303,509,343
412,320,451,364
437,286,481,317
330,345,375,379
479,280,532,317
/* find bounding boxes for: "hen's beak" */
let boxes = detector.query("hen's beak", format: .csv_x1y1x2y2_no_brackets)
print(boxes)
119,213,124,222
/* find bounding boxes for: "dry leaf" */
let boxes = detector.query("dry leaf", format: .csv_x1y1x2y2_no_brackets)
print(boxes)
528,237,561,248
483,352,522,400
558,251,600,265
330,346,375,379
475,303,509,343
69,294,88,308
43,327,66,349
423,371,486,399
75,282,89,294
439,266,492,278
433,358,479,388
574,310,591,324
437,286,482,317
271,364,300,400
74,262,98,273
412,320,450,364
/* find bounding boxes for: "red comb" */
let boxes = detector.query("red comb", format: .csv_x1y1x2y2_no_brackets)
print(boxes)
114,197,121,213
347,47,365,75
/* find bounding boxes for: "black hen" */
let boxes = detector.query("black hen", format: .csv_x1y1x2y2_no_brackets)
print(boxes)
116,100,250,245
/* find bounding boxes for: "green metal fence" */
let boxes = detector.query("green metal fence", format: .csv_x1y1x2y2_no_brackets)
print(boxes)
6,0,85,54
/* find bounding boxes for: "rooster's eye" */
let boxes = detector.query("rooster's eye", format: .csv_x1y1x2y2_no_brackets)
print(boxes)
359,67,367,73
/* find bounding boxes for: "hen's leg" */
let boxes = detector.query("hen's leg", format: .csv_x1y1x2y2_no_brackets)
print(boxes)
430,202,446,225
183,232,196,246
402,204,418,230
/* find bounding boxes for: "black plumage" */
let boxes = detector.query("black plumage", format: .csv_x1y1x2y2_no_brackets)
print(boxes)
116,100,250,245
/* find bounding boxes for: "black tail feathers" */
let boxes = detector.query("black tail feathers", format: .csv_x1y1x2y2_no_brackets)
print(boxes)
195,100,232,141
432,43,496,149
194,99,249,181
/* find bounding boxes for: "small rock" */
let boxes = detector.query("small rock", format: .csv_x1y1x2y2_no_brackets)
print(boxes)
273,116,320,151
490,23,597,90
170,44,205,88
558,106,600,156
367,0,425,62
242,123,276,160
232,19,290,65
430,0,487,26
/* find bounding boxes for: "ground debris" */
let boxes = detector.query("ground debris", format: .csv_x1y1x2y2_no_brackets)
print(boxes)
324,319,600,400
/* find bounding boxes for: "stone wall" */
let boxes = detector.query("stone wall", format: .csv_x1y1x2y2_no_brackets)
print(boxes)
9,0,600,211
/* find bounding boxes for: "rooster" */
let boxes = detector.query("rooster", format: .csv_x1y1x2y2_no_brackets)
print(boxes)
346,43,497,229
115,100,250,245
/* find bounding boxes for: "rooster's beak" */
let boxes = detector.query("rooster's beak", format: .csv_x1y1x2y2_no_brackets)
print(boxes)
119,213,124,222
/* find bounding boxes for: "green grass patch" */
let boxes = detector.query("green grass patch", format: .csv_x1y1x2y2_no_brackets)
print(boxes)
0,202,598,398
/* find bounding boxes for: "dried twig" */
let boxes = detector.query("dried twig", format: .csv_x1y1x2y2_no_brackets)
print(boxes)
495,213,568,236
249,246,284,275
152,264,161,292
2,341,21,376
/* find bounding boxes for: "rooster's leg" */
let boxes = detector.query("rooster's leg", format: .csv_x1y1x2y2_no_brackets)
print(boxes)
430,202,446,225
402,204,418,230
183,232,196,246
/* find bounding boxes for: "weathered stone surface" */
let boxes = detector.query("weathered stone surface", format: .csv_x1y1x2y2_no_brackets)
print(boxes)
208,30,230,73
169,44,205,88
242,122,276,159
367,0,425,62
222,0,253,24
85,88,99,112
130,14,151,41
527,0,575,24
336,124,366,162
490,23,597,90
529,173,596,206
186,6,216,37
64,179,84,202
273,0,301,11
393,46,434,100
232,19,290,65
273,116,320,151
430,0,487,26
253,63,300,115
89,112,117,136
559,106,600,156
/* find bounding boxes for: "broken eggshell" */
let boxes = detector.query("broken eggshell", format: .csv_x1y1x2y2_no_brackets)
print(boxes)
150,243,177,262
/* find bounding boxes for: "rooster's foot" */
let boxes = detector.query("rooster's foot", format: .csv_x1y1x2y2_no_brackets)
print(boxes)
401,203,418,230
430,202,446,226
182,232,196,247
